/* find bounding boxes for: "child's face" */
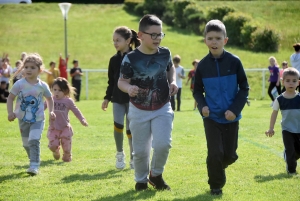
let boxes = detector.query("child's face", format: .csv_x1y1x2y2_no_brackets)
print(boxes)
283,75,299,91
23,62,41,80
52,84,65,100
0,84,6,89
269,58,275,66
282,64,288,69
50,64,55,68
139,25,163,51
113,33,130,53
204,31,228,58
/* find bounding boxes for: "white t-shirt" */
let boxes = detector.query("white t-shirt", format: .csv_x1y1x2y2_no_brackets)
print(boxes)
175,65,185,88
0,65,13,83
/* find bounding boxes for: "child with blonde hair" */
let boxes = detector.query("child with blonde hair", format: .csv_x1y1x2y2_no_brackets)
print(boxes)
6,53,55,176
46,77,88,162
268,56,281,106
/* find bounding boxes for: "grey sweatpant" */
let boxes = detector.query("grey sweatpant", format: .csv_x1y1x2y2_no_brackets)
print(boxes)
128,102,174,183
19,120,45,168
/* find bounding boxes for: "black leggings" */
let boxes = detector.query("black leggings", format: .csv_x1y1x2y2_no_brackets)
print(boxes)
268,82,281,101
170,88,181,111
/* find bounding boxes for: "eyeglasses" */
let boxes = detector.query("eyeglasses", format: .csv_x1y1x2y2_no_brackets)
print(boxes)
142,31,165,40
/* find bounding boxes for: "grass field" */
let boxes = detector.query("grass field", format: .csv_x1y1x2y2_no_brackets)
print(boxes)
0,99,299,201
0,2,300,100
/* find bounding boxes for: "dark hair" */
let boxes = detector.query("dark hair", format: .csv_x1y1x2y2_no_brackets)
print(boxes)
192,59,200,66
49,61,56,66
52,77,76,100
293,43,300,52
282,67,300,80
73,60,78,64
204,19,227,37
114,26,141,48
1,81,6,85
139,14,162,32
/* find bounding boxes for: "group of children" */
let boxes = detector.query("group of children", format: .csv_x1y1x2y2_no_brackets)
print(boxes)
5,14,299,196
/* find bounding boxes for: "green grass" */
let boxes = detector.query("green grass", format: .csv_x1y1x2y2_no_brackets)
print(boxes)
0,3,299,100
0,99,299,200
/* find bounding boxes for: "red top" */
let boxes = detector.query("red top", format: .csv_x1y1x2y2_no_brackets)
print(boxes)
59,56,68,79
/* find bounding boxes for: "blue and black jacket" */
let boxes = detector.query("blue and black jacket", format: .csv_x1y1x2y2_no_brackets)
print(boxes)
193,50,249,123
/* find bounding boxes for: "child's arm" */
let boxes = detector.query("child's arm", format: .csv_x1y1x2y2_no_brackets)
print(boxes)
7,93,16,121
69,99,88,126
265,110,278,137
118,77,139,97
166,65,178,96
276,71,280,86
45,96,56,121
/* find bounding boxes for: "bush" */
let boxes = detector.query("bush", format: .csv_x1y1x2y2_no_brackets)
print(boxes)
252,28,281,52
223,12,251,46
162,10,175,26
240,21,260,49
123,0,141,13
142,0,170,18
207,5,235,21
183,4,206,35
172,0,191,28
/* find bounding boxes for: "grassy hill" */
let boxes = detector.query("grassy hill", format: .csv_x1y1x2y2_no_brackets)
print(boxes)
0,2,299,100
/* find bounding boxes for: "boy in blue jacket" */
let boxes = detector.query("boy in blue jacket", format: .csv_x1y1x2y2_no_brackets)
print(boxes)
193,19,249,195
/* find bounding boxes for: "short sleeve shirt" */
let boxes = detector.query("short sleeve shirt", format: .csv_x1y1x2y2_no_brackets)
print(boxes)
10,78,52,123
120,47,172,111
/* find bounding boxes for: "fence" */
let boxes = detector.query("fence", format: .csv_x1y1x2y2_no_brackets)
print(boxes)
81,68,270,100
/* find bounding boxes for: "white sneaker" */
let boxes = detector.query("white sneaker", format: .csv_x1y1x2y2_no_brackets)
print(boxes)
115,152,125,169
130,159,134,169
27,167,38,176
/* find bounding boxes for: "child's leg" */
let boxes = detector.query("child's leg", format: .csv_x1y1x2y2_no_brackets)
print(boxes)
18,120,31,159
47,127,61,152
282,130,298,173
61,126,73,162
128,103,152,183
222,121,239,167
295,135,300,161
113,103,126,153
170,95,175,111
28,121,45,169
203,118,227,189
150,103,173,176
176,88,181,111
267,82,276,101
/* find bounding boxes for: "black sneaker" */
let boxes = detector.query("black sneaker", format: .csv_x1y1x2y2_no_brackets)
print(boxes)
149,173,171,190
135,183,148,191
210,189,222,195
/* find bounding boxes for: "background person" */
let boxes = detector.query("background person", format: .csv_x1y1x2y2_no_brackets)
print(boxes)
170,54,185,111
70,60,83,102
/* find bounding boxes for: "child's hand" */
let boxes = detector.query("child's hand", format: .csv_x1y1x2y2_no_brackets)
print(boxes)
225,110,236,121
169,82,178,96
265,129,275,137
8,112,16,121
128,85,139,97
50,111,56,121
202,106,210,117
101,99,109,111
81,119,88,127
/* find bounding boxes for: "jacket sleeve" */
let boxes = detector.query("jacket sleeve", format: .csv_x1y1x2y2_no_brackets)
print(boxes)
228,61,249,116
193,66,207,116
103,57,114,101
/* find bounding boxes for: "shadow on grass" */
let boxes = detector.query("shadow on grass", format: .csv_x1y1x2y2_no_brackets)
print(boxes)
0,172,30,183
61,169,131,183
173,190,223,201
13,159,64,170
92,188,157,201
254,172,290,182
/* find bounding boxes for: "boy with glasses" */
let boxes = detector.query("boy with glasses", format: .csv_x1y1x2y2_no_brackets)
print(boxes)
118,14,178,191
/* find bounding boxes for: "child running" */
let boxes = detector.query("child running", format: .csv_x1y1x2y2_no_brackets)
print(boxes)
265,67,300,176
186,59,199,110
118,14,178,191
267,56,281,106
102,26,140,169
46,77,88,162
6,53,55,176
